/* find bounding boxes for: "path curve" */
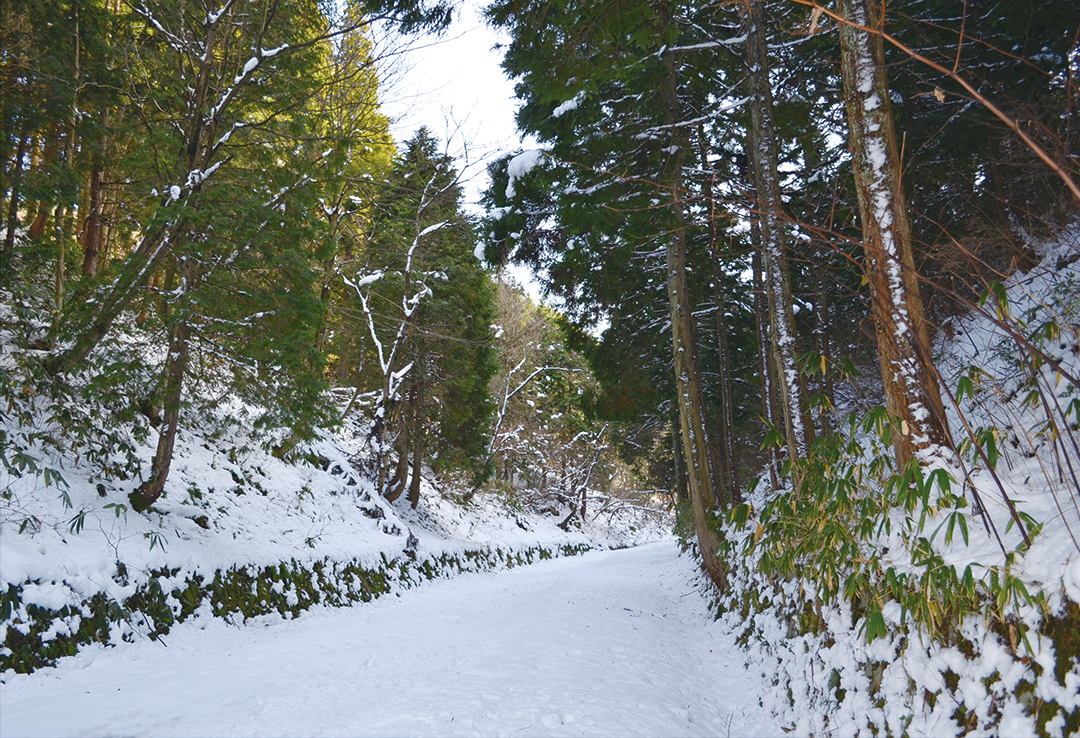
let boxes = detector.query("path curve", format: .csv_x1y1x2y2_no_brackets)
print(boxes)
0,540,781,737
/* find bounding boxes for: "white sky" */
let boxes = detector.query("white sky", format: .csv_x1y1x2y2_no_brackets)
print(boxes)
377,2,529,211
376,6,546,301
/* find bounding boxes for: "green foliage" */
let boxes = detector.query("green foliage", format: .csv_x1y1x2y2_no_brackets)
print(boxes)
2,0,402,507
336,128,498,491
738,403,1048,648
0,336,147,496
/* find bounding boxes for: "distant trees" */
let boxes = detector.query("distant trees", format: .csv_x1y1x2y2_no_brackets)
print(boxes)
479,279,649,530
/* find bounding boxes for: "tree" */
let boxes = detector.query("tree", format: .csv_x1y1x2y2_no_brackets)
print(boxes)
741,0,814,477
836,0,951,467
884,0,1080,281
344,128,497,506
37,0,374,380
484,0,738,585
126,0,357,511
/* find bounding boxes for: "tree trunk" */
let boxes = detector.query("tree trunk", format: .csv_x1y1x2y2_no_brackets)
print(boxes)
752,248,781,490
3,132,30,255
47,217,182,375
837,0,951,466
130,266,191,512
53,201,65,315
697,123,740,503
743,0,813,472
46,9,221,376
812,265,832,438
654,30,727,587
671,414,689,504
385,408,409,503
81,158,108,276
55,11,78,318
29,129,59,240
408,368,425,509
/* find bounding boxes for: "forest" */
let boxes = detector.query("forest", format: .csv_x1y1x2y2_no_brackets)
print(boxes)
2,0,1080,734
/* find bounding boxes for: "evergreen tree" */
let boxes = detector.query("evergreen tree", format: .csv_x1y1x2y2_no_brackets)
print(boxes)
884,0,1080,297
484,0,749,585
836,0,951,468
344,128,497,505
2,0,395,510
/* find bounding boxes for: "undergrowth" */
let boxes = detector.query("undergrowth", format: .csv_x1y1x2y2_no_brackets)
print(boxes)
709,270,1080,735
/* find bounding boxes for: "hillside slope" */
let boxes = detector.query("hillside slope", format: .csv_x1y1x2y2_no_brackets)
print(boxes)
0,379,665,673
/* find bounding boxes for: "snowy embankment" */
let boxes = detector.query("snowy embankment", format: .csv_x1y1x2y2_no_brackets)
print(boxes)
0,405,666,674
1,541,785,737
716,226,1080,737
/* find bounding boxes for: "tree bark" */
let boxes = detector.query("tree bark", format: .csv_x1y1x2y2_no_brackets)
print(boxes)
81,112,109,278
696,123,740,503
659,41,727,588
3,133,30,255
408,364,425,509
671,414,689,504
47,217,182,375
46,7,220,376
29,129,58,240
130,262,192,512
812,265,833,438
752,247,781,490
385,410,409,503
837,0,951,466
743,0,813,473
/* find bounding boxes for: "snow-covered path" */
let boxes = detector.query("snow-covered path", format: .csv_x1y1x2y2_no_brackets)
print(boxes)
1,541,782,737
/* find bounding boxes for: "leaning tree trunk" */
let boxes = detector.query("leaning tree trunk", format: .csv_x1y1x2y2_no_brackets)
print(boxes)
837,0,950,466
668,223,727,587
743,0,813,473
47,9,220,377
129,260,192,512
659,42,728,589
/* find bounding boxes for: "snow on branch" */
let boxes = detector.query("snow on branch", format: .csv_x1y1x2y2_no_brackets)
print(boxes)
505,150,548,199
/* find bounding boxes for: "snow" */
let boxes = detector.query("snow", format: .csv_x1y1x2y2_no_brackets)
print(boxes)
505,149,546,199
722,223,1080,735
417,220,449,238
0,542,783,737
552,92,584,118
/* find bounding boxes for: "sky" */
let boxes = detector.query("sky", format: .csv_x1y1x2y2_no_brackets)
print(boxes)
377,1,529,212
374,2,548,300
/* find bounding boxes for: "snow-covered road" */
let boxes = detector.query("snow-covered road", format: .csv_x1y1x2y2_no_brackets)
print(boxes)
1,541,782,737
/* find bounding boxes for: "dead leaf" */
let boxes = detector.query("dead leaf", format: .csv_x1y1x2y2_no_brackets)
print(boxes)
933,87,946,102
